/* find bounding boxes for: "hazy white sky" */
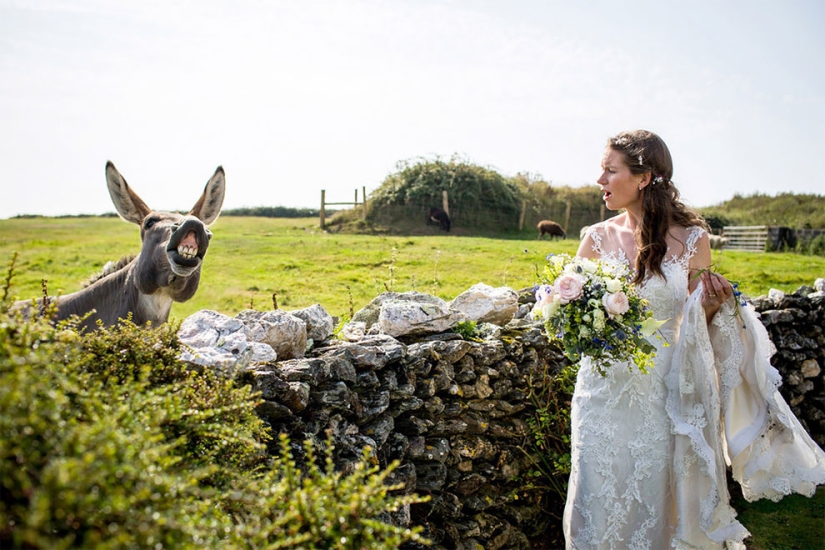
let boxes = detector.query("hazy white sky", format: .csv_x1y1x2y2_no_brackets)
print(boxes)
1,0,823,219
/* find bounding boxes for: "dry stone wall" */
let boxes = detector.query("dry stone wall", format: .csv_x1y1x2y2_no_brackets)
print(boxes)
750,279,825,447
238,317,563,549
180,279,825,549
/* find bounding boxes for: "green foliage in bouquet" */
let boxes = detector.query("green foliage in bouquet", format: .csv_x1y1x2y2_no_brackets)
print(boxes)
532,253,666,376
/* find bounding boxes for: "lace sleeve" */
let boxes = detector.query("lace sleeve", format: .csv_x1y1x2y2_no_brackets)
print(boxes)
684,225,706,262
666,284,749,547
710,299,825,502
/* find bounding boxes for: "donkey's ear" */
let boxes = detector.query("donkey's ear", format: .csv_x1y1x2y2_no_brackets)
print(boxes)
106,161,152,225
189,166,225,225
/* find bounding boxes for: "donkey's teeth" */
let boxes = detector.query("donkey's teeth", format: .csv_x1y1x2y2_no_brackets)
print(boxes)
177,244,198,259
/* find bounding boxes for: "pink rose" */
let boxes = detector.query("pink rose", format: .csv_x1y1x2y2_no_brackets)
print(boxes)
556,272,586,303
602,291,630,318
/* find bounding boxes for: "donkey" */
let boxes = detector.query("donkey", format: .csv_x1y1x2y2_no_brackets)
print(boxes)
537,220,566,240
18,161,225,331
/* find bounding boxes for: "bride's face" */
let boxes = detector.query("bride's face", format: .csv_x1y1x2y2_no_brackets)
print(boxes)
597,148,645,212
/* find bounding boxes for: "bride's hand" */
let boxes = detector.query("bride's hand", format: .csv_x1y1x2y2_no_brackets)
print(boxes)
700,270,733,321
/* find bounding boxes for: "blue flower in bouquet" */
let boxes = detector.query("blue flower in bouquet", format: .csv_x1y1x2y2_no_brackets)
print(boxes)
532,254,667,376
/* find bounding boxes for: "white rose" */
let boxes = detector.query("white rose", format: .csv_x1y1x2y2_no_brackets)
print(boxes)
579,258,597,274
605,277,623,293
541,298,562,319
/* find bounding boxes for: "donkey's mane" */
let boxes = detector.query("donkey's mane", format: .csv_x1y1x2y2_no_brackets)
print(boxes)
82,255,136,288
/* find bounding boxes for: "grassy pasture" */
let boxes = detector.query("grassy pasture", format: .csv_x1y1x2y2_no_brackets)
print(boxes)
2,216,824,322
2,215,824,546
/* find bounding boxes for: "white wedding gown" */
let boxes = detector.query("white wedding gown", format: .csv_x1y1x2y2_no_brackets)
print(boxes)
563,223,825,549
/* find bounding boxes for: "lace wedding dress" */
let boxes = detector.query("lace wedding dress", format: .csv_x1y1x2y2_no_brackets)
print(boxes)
563,223,825,550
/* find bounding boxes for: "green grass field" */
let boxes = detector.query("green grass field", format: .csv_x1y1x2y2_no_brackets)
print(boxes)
2,216,824,323
2,214,824,547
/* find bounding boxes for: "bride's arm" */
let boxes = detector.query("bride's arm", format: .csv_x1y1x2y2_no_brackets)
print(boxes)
689,232,733,323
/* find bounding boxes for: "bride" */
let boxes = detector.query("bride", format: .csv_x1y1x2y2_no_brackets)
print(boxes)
563,129,825,549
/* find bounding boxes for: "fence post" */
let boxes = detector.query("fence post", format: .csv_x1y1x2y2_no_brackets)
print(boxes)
519,200,526,231
320,189,326,228
442,191,449,215
564,200,572,232
362,186,367,219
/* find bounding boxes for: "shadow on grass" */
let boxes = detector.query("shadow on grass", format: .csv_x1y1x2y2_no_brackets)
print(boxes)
733,483,825,550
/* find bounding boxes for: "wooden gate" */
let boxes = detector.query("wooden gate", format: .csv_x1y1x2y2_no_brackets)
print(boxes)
723,225,768,252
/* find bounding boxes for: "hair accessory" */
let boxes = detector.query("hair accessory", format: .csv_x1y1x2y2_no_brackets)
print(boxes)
638,155,643,165
653,175,665,185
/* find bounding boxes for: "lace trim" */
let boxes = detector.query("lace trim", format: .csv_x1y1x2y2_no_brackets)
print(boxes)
717,300,825,502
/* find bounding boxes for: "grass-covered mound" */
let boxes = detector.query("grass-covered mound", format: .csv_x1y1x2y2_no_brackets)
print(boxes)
0,274,427,549
359,156,523,233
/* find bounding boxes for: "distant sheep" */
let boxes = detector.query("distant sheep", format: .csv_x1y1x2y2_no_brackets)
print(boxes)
579,225,590,240
537,220,566,240
427,207,451,231
709,234,728,250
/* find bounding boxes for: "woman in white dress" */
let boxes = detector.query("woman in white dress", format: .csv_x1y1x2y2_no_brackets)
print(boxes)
563,129,825,549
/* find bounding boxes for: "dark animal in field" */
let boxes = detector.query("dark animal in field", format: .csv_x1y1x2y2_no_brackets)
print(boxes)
537,220,566,240
16,161,226,330
427,207,451,231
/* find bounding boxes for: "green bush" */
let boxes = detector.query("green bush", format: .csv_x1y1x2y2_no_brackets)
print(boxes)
698,192,825,229
0,261,429,549
796,234,825,256
367,155,523,231
522,361,577,506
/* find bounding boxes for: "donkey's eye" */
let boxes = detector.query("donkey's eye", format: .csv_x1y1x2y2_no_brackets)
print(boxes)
144,217,160,229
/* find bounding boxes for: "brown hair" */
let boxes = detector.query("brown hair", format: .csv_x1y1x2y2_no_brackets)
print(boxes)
608,129,706,284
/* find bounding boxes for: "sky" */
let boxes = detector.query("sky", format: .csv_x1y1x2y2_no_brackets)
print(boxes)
1,0,823,219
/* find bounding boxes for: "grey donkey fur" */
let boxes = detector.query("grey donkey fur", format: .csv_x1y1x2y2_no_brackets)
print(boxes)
17,161,225,330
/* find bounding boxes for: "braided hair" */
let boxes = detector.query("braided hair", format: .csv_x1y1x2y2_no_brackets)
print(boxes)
608,130,707,284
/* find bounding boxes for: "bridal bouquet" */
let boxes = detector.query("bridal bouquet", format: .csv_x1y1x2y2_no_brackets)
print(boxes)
532,253,666,376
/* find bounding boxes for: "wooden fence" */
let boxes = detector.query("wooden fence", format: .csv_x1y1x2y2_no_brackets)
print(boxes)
723,225,768,252
320,187,367,228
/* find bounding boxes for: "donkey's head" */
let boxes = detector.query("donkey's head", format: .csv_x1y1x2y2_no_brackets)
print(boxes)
105,161,225,304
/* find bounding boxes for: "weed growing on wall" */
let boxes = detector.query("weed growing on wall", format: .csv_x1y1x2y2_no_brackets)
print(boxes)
522,362,578,507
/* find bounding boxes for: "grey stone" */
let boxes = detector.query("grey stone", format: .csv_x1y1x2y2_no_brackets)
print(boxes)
802,358,821,378
290,303,334,343
449,283,519,326
236,309,307,360
178,309,276,374
379,299,462,337
352,291,448,328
